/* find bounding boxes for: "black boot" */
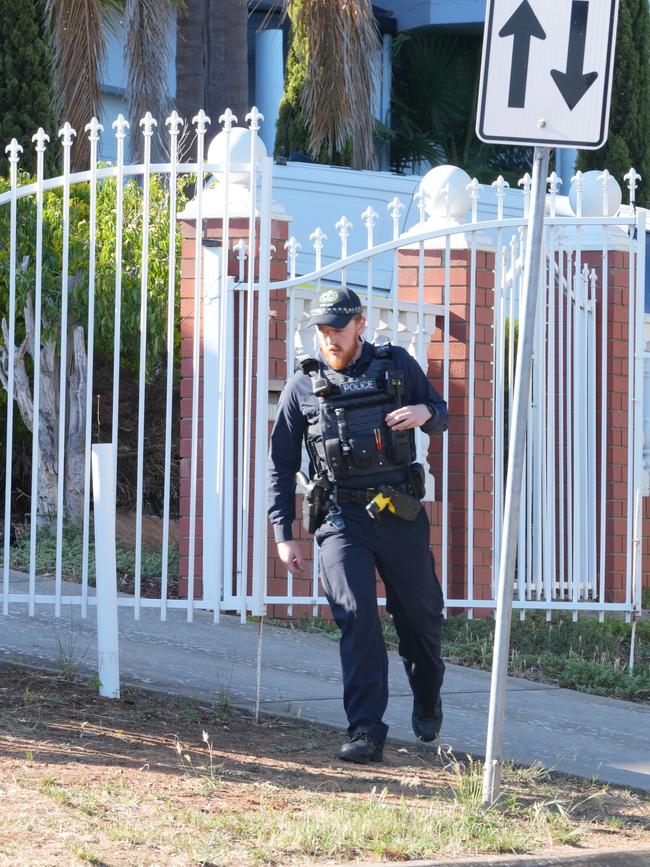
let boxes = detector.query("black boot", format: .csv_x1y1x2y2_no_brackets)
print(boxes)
338,733,384,764
412,695,443,743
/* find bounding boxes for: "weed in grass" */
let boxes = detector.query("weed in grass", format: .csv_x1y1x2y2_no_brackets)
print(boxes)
69,845,104,865
52,611,89,681
174,731,222,792
213,668,234,714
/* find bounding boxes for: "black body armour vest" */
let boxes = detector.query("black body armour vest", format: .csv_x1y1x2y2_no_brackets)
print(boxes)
301,346,415,483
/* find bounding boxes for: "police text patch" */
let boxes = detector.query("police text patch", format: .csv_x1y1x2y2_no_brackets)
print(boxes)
340,378,376,394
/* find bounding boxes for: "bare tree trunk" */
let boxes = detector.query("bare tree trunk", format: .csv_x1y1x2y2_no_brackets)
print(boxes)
176,0,248,151
63,326,87,518
0,294,88,523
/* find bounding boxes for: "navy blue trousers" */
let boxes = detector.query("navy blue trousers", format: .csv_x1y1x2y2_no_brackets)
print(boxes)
315,504,445,744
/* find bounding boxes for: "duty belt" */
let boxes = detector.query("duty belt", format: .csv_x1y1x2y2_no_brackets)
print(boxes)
336,482,415,505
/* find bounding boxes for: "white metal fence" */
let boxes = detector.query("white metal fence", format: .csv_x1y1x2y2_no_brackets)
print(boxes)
0,108,647,623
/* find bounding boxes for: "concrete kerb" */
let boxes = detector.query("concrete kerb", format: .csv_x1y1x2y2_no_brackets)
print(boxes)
346,848,650,867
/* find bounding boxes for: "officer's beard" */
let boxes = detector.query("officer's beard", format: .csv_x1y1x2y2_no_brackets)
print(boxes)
321,340,363,371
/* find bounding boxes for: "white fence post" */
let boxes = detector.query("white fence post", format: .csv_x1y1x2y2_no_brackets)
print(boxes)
91,444,120,699
203,242,222,608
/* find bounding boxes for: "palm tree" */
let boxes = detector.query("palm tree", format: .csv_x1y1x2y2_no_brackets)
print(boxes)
176,0,248,149
45,0,175,168
286,0,380,170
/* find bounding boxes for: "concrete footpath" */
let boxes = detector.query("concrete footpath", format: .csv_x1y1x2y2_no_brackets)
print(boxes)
1,574,650,793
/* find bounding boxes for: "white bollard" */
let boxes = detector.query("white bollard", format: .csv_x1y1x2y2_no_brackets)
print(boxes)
91,443,120,698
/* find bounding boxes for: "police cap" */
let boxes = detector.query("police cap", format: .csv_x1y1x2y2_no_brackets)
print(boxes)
309,286,363,329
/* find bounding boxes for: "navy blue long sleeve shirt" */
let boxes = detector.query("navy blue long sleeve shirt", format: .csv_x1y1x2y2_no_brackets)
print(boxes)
268,341,448,543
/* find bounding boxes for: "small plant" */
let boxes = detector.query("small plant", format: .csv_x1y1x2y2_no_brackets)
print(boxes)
173,730,222,791
52,610,89,681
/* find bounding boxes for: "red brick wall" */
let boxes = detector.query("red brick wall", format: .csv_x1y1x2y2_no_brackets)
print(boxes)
397,247,495,606
178,217,289,597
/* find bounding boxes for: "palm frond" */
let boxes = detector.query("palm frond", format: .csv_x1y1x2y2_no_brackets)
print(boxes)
44,0,109,171
124,0,175,162
292,0,380,170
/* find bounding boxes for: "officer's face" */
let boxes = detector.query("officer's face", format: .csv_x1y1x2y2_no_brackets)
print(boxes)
317,317,366,370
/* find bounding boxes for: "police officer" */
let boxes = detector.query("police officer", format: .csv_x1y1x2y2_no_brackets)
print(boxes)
268,286,448,764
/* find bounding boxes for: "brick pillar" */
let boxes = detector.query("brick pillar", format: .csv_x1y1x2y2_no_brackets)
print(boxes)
178,216,289,598
397,245,496,606
582,249,640,603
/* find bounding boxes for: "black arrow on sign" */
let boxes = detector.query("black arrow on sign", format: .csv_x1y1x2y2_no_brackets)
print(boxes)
499,0,547,109
551,0,598,110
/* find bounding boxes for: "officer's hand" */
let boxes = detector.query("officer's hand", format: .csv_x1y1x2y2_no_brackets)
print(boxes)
277,540,306,576
385,403,432,431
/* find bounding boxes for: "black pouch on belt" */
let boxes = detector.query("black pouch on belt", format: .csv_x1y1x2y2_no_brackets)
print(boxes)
407,462,426,500
388,487,422,521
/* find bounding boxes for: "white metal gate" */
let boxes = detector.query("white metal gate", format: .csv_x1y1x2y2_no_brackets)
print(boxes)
0,108,646,623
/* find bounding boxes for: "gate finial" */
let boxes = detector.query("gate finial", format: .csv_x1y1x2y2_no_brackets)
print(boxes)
192,110,211,134
518,173,532,217
112,114,130,140
245,106,264,132
624,168,642,207
139,112,158,137
491,175,509,220
219,108,238,131
5,139,23,163
165,111,183,138
466,178,481,223
85,117,104,142
58,122,77,148
31,128,50,153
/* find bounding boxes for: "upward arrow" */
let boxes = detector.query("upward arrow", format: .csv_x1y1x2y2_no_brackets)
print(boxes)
551,0,598,110
499,1,547,109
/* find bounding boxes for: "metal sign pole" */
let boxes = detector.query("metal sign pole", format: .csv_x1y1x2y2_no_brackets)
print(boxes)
482,145,550,806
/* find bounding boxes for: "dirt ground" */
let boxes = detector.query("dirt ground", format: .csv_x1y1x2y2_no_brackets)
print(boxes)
1,664,650,867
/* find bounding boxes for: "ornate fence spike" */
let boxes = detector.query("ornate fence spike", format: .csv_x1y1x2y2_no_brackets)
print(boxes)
285,236,302,279
4,138,23,162
547,171,562,217
233,238,248,258
414,189,427,224
310,227,327,270
192,110,211,134
112,114,130,139
233,239,248,282
245,106,264,131
219,108,238,130
139,111,158,137
624,167,642,206
361,206,378,248
571,170,584,216
597,170,612,216
361,206,378,230
85,117,104,142
518,172,532,218
165,111,182,136
336,216,353,241
467,178,481,223
31,128,50,153
58,121,77,147
387,196,404,241
491,175,509,220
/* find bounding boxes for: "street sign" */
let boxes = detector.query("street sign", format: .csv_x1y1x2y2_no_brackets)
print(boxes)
477,0,619,148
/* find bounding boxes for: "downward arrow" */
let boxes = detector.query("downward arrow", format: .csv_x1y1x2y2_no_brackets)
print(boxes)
551,0,598,110
499,0,547,109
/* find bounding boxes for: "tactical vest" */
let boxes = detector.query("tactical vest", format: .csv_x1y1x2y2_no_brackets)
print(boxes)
301,345,415,482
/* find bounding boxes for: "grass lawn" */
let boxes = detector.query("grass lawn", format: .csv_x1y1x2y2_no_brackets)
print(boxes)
1,664,649,866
